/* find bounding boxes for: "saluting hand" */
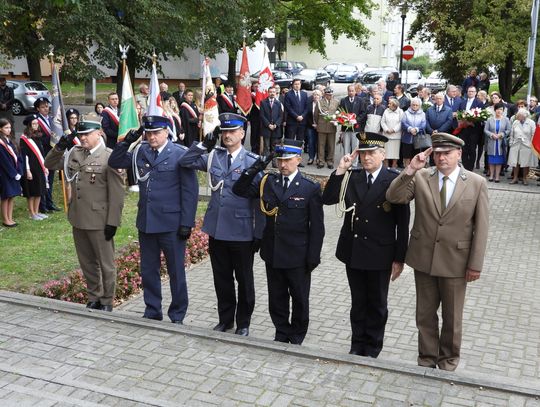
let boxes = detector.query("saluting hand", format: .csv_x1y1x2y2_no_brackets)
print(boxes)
406,147,433,174
335,150,359,175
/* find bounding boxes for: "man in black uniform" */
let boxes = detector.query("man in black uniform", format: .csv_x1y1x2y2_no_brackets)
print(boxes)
322,132,410,358
233,139,325,345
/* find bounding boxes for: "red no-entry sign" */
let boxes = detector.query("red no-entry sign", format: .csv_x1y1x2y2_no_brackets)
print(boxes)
402,45,415,61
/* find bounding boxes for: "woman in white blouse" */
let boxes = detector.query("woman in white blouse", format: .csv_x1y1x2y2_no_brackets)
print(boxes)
508,109,537,185
380,98,403,168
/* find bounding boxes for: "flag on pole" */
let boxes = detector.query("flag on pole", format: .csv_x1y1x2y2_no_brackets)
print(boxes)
237,45,253,115
147,62,163,116
532,124,540,158
202,58,220,135
118,66,139,142
50,64,69,145
255,45,274,108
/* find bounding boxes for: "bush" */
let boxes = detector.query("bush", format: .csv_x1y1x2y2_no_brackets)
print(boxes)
34,219,209,305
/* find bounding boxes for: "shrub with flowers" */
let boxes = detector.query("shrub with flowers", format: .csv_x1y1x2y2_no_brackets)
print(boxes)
34,218,209,305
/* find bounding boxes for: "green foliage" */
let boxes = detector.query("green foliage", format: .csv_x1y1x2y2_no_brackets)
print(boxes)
404,55,435,74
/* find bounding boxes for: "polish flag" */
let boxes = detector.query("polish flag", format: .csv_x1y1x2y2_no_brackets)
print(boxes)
255,46,274,108
147,62,163,116
236,45,253,115
532,124,540,158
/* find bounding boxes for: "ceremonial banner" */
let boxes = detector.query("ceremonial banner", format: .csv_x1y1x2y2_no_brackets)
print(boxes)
201,58,220,135
147,63,164,116
50,64,69,144
255,46,274,108
237,45,252,115
533,124,540,158
118,66,139,142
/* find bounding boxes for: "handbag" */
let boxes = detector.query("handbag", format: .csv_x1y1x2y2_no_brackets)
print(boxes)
413,130,432,150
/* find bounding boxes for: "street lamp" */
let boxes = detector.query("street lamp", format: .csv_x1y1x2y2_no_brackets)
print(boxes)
398,3,408,75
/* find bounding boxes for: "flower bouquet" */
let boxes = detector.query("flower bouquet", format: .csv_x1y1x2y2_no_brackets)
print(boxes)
453,107,490,135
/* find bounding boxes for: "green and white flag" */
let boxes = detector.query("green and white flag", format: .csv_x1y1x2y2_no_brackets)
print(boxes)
118,66,139,142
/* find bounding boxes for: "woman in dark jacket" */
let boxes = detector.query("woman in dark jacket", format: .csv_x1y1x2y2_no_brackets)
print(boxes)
0,118,23,227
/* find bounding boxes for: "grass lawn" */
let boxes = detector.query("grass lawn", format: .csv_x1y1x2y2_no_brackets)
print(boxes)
0,175,208,293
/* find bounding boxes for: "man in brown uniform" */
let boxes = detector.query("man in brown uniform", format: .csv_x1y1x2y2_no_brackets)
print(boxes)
314,88,339,169
45,113,125,311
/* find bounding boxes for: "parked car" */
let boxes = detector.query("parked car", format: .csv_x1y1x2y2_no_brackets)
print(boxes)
6,80,50,115
250,70,294,89
424,71,448,92
322,62,342,79
359,69,398,85
296,69,331,90
274,60,306,76
350,62,368,73
333,64,361,83
401,69,426,94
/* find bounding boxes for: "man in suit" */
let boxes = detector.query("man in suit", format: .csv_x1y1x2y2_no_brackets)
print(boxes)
314,88,339,169
462,69,479,92
339,85,367,159
179,113,262,336
444,85,463,126
386,133,489,371
248,83,261,154
458,86,484,170
217,82,238,115
283,79,309,145
322,133,410,358
101,92,120,149
44,113,125,311
233,139,325,345
260,86,283,159
393,84,410,111
108,115,198,323
425,92,453,135
172,82,186,106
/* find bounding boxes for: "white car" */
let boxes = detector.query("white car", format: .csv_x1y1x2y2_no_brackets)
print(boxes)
425,71,448,92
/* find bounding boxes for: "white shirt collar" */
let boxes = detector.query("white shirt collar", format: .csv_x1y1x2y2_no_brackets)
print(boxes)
367,164,383,182
228,145,242,162
438,165,460,185
283,169,299,186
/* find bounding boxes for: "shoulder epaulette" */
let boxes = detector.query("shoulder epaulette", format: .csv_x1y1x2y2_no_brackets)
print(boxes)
349,166,363,172
214,146,226,151
387,167,400,175
246,151,259,160
301,173,320,185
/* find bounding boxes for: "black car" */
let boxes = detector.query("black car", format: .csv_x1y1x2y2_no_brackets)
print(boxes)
296,69,331,90
359,69,399,85
274,60,306,76
250,70,294,89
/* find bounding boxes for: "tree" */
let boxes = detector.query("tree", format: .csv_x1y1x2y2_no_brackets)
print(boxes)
400,0,534,101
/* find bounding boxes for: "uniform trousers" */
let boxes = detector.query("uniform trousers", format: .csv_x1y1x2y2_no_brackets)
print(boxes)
285,121,306,142
139,230,188,322
346,267,391,357
317,131,336,166
265,265,311,345
72,227,116,305
414,270,467,371
208,237,255,329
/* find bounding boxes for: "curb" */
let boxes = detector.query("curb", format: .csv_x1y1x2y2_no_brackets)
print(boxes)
1,290,538,399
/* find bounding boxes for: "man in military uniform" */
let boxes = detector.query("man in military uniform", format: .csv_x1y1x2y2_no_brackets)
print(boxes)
44,113,125,311
108,115,198,324
180,113,262,336
233,139,325,345
322,132,410,358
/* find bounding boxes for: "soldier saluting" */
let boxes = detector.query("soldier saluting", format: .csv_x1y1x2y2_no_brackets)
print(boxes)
44,113,125,311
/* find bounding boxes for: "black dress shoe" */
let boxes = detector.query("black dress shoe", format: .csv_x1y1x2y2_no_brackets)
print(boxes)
48,205,61,211
86,301,101,309
171,320,183,325
213,322,234,332
316,164,324,169
142,315,163,321
235,327,249,336
327,164,334,169
2,222,17,228
298,163,305,167
307,159,314,165
100,305,113,312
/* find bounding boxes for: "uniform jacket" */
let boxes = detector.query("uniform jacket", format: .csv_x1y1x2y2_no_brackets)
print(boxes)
339,96,367,132
179,143,262,241
44,143,124,230
284,90,309,124
385,166,489,277
108,139,198,233
233,171,325,269
260,98,283,138
425,104,453,134
101,107,119,149
314,97,340,133
323,168,409,270
0,137,23,199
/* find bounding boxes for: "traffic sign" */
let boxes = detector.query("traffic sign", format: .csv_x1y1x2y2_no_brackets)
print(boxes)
402,45,415,61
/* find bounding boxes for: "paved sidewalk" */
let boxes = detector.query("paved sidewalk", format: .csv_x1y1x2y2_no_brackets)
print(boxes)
0,297,538,406
118,181,540,393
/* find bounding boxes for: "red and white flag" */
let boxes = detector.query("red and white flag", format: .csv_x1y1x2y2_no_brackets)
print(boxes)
255,46,274,108
236,45,252,115
202,58,220,135
532,124,540,158
147,62,163,116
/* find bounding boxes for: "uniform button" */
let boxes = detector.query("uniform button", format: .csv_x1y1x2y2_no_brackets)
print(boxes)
436,239,440,243
377,205,380,208
364,236,367,240
353,203,356,206
365,219,368,223
355,217,359,221
354,234,358,238
439,222,443,226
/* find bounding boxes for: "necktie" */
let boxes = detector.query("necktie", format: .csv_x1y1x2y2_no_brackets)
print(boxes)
282,176,289,193
297,91,300,101
270,99,273,108
153,149,158,160
440,176,448,211
450,98,454,107
367,173,373,189
227,153,233,169
350,98,354,104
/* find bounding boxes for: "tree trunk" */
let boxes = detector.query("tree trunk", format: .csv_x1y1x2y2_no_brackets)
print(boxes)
498,54,513,102
227,53,237,87
26,54,42,81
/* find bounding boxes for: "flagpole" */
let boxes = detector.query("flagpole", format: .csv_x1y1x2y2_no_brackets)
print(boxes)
49,50,68,213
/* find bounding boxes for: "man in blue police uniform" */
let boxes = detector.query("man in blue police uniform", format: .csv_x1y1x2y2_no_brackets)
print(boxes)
322,132,410,358
108,115,198,323
179,113,262,336
233,139,325,345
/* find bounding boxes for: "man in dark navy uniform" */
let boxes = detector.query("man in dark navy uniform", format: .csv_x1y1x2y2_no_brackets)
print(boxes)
322,132,410,358
233,139,325,345
179,113,262,336
108,115,198,324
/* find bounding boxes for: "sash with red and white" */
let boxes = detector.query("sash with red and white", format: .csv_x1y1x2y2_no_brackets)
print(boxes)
181,102,198,119
219,93,236,109
102,106,119,126
20,135,47,175
37,116,53,140
0,138,17,165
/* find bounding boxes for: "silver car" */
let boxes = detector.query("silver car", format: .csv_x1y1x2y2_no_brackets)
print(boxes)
6,80,50,115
